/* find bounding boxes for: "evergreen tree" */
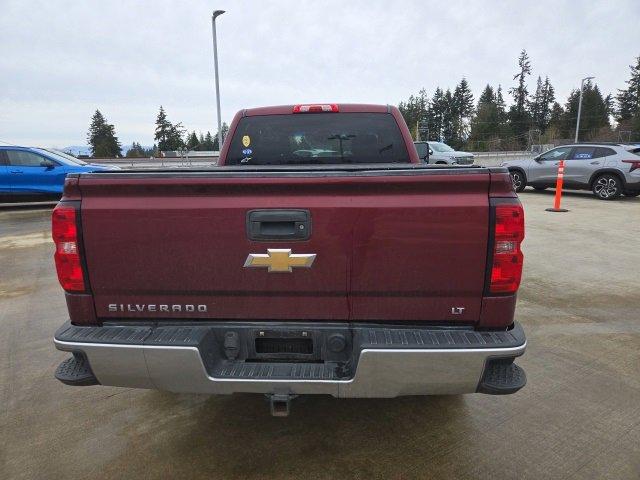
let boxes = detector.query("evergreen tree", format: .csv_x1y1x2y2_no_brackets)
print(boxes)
427,87,446,141
126,142,147,158
441,89,456,146
508,50,532,145
562,81,611,140
86,109,122,157
393,53,640,148
536,102,565,144
528,76,544,130
540,77,556,130
616,55,640,139
616,55,640,121
604,93,614,117
198,133,205,151
548,102,565,131
453,78,474,118
529,76,556,132
168,122,186,150
468,85,502,150
154,106,185,151
451,78,474,147
398,89,429,139
154,106,172,151
495,85,507,122
202,131,215,150
478,84,495,105
186,131,199,150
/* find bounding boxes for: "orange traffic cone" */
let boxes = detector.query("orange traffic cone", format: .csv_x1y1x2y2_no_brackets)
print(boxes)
545,160,569,212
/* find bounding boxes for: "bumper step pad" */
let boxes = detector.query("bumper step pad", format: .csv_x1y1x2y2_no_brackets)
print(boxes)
54,321,526,396
478,360,526,395
55,353,99,386
214,361,344,380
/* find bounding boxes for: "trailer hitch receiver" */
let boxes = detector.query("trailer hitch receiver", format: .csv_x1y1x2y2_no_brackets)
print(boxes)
268,394,296,417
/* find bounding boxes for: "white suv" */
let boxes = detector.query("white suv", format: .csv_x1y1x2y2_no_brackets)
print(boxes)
501,143,640,200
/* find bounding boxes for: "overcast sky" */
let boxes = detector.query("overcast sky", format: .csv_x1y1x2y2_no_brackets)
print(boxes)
1,0,639,148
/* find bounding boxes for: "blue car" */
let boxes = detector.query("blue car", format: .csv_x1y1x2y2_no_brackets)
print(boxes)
0,146,119,197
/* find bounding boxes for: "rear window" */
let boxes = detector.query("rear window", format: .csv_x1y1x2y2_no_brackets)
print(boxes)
226,113,410,165
597,147,616,157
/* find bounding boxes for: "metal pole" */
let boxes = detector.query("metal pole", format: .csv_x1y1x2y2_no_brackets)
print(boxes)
574,81,584,143
211,10,225,152
575,76,594,143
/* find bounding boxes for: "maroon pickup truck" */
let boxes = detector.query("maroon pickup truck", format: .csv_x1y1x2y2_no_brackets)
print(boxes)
53,103,526,415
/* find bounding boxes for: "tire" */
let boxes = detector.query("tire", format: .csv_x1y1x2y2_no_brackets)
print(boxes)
509,170,526,193
623,190,640,197
533,186,547,191
592,173,622,200
435,161,447,165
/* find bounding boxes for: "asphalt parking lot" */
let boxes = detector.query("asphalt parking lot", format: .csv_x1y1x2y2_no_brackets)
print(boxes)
1,191,639,480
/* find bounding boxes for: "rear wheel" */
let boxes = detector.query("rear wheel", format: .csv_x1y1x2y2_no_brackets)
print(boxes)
509,170,526,193
623,190,640,197
592,174,622,200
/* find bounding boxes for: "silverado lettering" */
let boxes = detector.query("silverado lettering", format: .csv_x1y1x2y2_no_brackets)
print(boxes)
107,304,208,313
52,103,527,416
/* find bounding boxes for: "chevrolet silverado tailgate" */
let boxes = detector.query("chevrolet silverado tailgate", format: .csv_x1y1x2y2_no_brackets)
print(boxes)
78,167,489,323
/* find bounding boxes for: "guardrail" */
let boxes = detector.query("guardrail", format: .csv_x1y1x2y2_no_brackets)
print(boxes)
471,151,533,167
88,151,533,169
471,151,531,157
91,156,219,169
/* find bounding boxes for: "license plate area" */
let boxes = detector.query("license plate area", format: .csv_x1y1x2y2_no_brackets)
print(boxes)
251,329,317,361
255,337,313,355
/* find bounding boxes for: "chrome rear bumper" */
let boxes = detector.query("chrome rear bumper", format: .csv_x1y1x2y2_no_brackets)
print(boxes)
54,321,526,397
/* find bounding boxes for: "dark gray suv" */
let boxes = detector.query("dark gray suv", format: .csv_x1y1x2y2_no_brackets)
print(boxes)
501,144,640,200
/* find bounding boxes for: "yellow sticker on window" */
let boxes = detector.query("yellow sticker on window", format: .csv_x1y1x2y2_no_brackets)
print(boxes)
242,135,251,147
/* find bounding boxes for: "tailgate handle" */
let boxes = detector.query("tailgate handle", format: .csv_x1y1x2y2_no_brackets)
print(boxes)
247,209,311,241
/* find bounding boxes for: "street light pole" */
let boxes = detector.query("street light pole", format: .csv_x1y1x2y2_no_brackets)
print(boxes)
211,10,225,152
575,76,594,143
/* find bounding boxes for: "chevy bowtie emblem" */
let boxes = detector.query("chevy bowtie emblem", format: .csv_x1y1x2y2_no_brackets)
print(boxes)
243,249,316,273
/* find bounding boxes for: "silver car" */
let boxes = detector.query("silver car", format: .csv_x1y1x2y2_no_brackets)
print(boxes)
414,141,475,165
502,143,640,200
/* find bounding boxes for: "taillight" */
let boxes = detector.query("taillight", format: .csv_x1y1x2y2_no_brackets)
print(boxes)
52,204,85,292
622,159,640,172
489,203,525,294
292,104,339,113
